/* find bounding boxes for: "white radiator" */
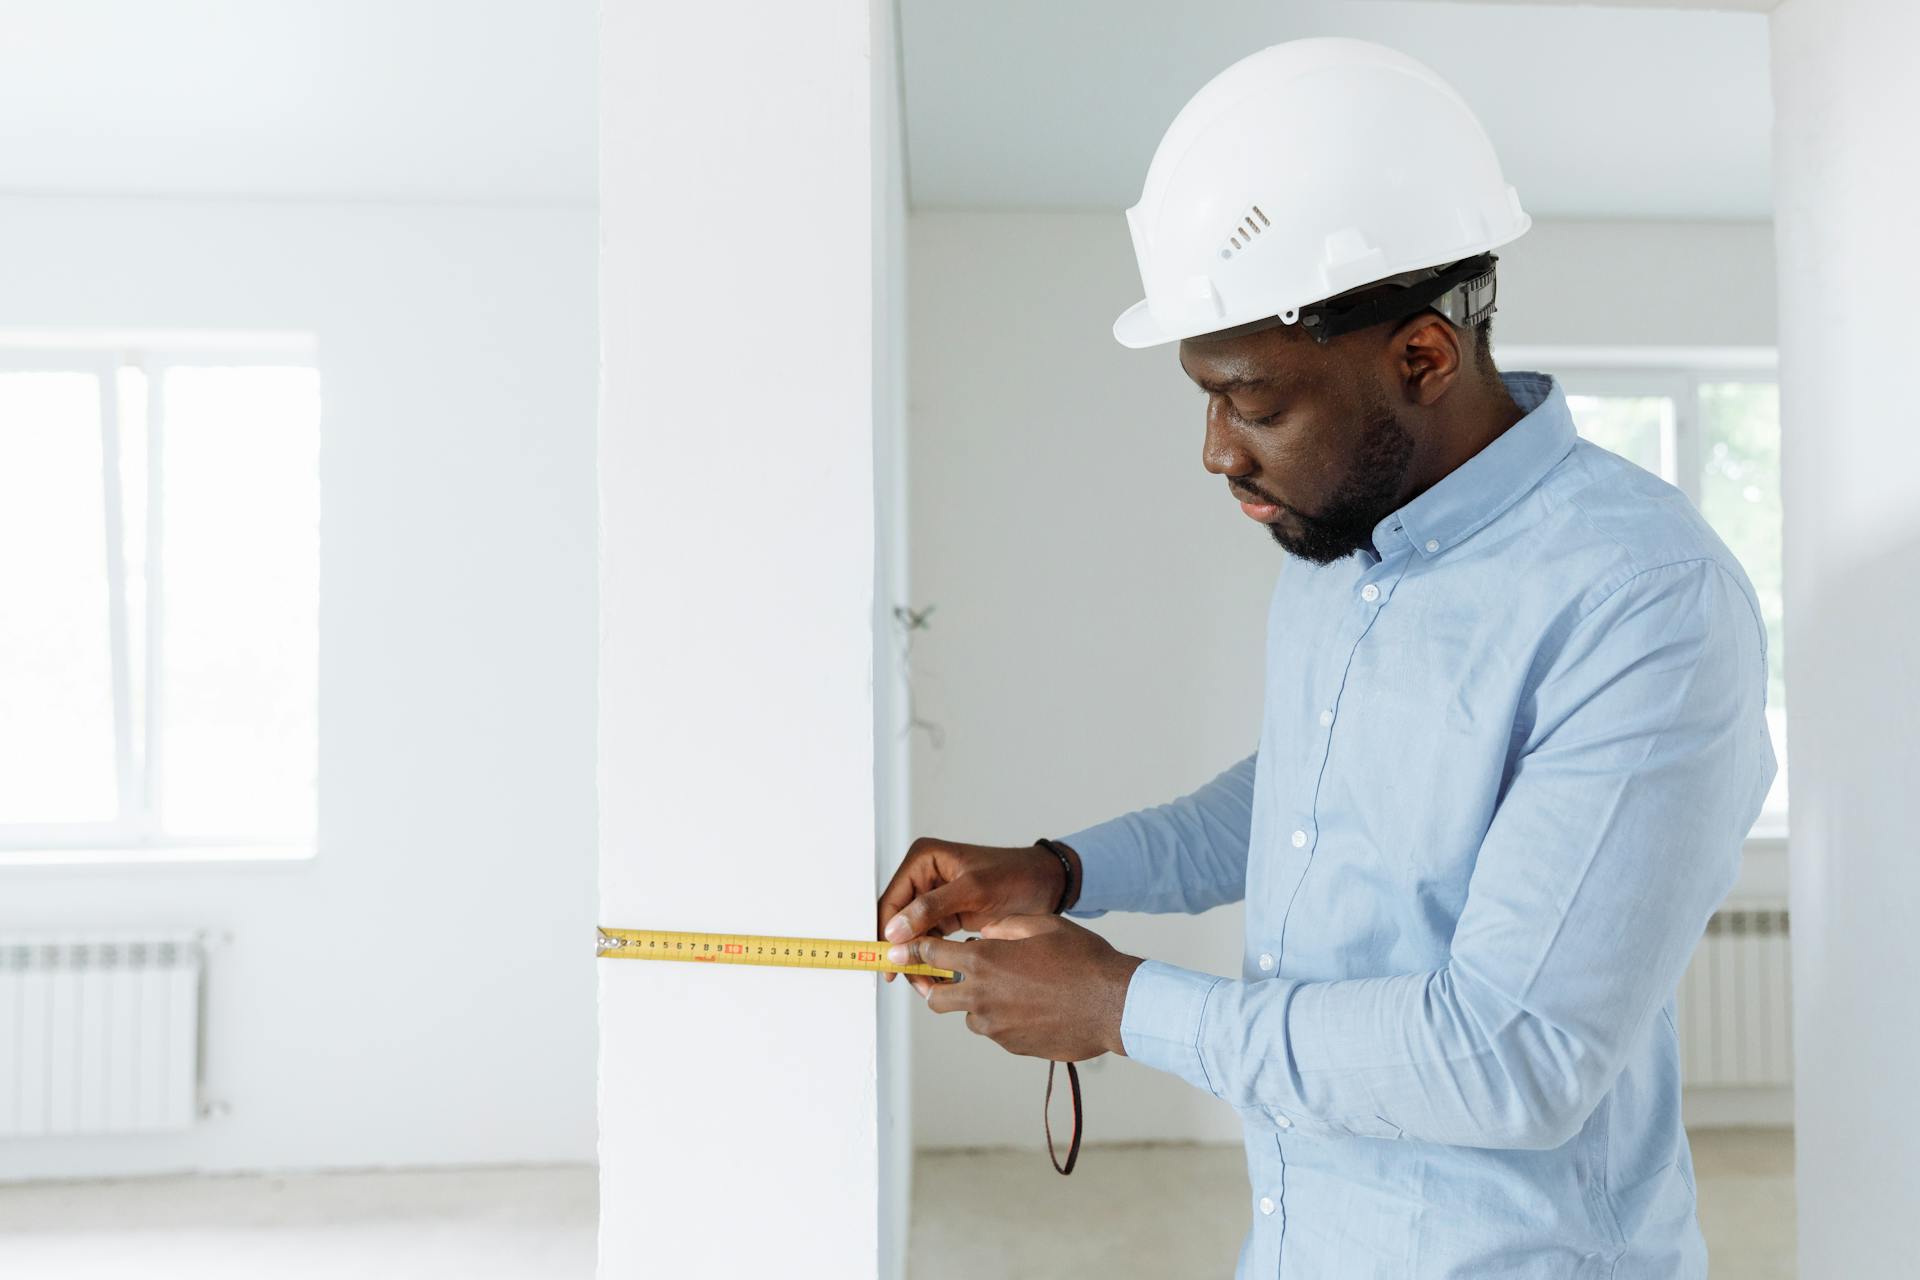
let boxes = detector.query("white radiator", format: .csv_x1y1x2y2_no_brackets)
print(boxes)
0,933,203,1137
1676,906,1793,1087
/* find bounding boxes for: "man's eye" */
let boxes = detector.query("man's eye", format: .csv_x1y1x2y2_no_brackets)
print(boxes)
1197,389,1284,427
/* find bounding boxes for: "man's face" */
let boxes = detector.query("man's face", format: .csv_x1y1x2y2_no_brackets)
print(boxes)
1179,321,1418,564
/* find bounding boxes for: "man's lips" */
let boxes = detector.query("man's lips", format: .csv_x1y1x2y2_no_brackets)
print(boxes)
1229,483,1284,522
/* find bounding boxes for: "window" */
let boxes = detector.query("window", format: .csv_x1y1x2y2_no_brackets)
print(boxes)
0,338,319,858
1504,349,1786,838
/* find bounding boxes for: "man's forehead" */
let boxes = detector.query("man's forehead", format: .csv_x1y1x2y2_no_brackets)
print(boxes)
1178,326,1304,392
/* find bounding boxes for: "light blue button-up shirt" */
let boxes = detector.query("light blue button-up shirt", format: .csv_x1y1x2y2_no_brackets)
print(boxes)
1060,372,1776,1279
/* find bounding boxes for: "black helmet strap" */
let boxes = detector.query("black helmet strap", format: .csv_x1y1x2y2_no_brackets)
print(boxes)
1297,253,1499,345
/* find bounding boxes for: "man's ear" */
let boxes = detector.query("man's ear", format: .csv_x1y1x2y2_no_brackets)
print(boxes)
1389,311,1464,408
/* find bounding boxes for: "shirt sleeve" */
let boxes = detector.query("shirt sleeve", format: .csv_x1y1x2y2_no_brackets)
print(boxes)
1055,752,1257,919
1117,559,1778,1149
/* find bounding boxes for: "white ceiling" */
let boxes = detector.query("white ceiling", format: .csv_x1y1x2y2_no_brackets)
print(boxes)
0,1,596,203
899,0,1775,219
0,1,1769,219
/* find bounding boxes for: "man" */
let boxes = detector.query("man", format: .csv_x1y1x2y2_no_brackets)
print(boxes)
876,38,1774,1279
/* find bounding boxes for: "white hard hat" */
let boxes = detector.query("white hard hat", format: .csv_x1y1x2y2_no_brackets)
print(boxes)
1114,37,1530,349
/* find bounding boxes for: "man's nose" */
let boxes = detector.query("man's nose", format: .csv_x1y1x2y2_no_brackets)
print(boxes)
1202,403,1254,478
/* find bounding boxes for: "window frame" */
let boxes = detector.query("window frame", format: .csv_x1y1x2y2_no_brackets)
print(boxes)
0,332,319,866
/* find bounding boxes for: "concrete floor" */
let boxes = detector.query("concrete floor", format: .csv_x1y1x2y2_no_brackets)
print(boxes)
0,1165,596,1280
0,1130,1792,1278
908,1128,1798,1280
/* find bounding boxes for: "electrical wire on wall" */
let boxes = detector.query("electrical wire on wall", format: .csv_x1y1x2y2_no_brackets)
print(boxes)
891,603,944,749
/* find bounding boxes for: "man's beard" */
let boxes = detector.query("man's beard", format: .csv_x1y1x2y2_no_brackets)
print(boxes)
1264,387,1415,565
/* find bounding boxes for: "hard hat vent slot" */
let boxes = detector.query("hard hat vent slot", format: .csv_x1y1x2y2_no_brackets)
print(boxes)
1219,205,1272,260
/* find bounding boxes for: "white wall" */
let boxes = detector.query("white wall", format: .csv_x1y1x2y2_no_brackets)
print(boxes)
1492,218,1776,348
906,210,1777,1149
1769,0,1920,1273
0,195,599,1179
597,1,903,1275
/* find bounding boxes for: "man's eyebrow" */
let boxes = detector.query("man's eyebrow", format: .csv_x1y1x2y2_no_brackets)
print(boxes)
1184,370,1283,394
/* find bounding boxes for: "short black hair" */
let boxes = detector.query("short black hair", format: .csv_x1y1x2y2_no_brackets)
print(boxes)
1471,314,1496,376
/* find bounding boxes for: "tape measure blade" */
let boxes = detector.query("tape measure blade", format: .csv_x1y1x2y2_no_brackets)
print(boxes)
596,925,955,980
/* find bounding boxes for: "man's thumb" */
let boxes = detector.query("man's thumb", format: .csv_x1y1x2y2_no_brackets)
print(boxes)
887,879,968,940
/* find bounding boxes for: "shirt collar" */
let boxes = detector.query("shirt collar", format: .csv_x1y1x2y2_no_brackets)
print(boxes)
1374,371,1576,561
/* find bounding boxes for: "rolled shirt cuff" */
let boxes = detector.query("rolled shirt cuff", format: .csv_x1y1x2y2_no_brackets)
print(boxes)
1119,958,1225,1095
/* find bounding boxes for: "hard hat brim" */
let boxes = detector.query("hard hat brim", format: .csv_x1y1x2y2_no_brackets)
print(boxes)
1112,298,1175,349
1113,297,1294,349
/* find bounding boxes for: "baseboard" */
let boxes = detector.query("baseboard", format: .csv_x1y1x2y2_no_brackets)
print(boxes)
1683,1085,1794,1129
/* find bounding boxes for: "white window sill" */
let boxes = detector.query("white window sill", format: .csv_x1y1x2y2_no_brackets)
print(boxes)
0,842,316,870
1731,833,1790,904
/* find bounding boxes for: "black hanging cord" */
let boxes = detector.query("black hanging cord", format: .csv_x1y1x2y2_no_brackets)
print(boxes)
1045,1060,1083,1175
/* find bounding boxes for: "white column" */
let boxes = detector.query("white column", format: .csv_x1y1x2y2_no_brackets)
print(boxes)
1770,1,1920,1273
597,3,893,1274
869,1,917,1273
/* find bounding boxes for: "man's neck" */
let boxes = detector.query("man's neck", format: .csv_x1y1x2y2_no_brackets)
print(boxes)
1404,372,1527,503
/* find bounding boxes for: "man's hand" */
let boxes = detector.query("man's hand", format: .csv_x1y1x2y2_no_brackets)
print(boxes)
876,837,1074,994
890,914,1144,1062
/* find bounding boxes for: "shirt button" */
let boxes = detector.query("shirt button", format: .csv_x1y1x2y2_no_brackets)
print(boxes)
1259,1196,1276,1215
1425,539,1440,553
1258,952,1275,971
1360,583,1380,602
1274,1113,1292,1129
1318,708,1334,727
1290,829,1307,848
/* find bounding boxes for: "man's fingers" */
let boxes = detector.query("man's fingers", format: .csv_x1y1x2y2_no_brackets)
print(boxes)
883,888,940,943
876,860,930,942
913,933,977,978
925,976,970,1014
884,880,970,944
887,932,962,975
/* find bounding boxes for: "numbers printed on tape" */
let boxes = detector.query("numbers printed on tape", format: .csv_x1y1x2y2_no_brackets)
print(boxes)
595,926,956,980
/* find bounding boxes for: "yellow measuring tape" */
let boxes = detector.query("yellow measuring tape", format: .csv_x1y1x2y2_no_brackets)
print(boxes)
596,926,957,981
